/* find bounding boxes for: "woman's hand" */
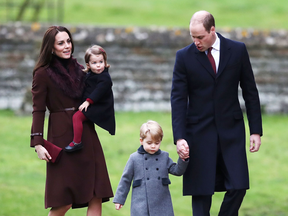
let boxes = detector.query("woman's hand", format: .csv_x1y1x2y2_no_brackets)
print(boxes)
35,144,51,162
79,101,90,112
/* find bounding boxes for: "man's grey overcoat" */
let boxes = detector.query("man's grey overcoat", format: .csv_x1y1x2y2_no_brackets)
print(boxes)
113,146,188,216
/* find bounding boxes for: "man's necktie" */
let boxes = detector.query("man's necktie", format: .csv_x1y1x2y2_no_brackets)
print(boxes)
207,47,216,74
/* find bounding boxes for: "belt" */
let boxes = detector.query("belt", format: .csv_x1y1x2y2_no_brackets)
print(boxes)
49,107,76,113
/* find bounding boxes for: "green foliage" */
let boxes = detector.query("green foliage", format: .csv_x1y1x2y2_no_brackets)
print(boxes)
0,0,288,29
0,110,288,215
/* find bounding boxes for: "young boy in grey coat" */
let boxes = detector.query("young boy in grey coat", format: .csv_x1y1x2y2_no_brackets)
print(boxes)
113,120,189,216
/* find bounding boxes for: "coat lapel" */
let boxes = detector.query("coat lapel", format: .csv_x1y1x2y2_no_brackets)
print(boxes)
217,33,231,78
195,49,216,78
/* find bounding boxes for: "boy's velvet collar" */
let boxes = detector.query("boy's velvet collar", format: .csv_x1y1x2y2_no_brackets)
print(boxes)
137,145,161,155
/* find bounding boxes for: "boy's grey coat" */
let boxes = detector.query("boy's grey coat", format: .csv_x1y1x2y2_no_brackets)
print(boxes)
113,146,188,216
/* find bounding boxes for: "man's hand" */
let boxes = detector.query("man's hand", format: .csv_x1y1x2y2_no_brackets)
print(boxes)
176,139,189,160
115,203,123,210
250,134,261,152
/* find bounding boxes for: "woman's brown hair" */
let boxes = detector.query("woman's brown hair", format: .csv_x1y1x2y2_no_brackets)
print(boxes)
33,26,74,76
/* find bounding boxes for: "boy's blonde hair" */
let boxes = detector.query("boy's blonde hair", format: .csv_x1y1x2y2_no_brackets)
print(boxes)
83,45,110,73
140,120,163,141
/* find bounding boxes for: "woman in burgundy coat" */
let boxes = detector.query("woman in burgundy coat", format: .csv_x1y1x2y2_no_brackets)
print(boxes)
30,26,113,216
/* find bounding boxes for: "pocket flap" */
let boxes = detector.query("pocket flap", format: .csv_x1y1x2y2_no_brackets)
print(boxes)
225,62,240,70
233,111,243,120
187,117,199,124
162,178,171,185
132,179,142,188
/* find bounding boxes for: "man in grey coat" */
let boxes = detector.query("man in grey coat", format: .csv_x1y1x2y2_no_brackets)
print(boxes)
113,120,189,216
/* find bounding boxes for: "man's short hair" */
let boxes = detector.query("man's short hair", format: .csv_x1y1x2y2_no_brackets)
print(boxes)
203,13,215,33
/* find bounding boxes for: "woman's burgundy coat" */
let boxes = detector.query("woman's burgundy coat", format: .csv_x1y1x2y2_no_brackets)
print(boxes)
82,68,115,135
30,57,113,209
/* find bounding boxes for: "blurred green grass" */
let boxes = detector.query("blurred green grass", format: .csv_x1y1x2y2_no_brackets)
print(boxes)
0,1,287,215
0,0,287,29
0,110,288,215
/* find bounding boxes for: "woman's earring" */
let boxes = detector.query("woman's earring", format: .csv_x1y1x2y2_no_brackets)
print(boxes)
52,51,54,54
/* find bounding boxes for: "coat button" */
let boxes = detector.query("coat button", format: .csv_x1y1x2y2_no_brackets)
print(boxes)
146,168,148,170
156,168,159,171
156,158,158,161
145,158,147,160
147,178,149,180
158,177,160,180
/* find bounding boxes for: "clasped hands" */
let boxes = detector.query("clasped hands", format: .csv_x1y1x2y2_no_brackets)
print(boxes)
176,139,190,160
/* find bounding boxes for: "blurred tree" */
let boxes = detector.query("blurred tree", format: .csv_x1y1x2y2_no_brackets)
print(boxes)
2,0,63,23
16,0,30,21
16,0,48,21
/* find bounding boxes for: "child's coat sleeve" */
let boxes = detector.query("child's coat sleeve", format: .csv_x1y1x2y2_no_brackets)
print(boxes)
113,155,134,205
167,156,189,176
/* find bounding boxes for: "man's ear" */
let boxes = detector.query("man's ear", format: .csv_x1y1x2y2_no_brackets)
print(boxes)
210,26,215,34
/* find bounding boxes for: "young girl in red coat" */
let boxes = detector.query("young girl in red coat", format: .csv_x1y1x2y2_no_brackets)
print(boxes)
65,45,115,152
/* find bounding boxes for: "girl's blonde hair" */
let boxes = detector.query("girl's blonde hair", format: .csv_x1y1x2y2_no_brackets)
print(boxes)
140,120,163,141
83,45,110,72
